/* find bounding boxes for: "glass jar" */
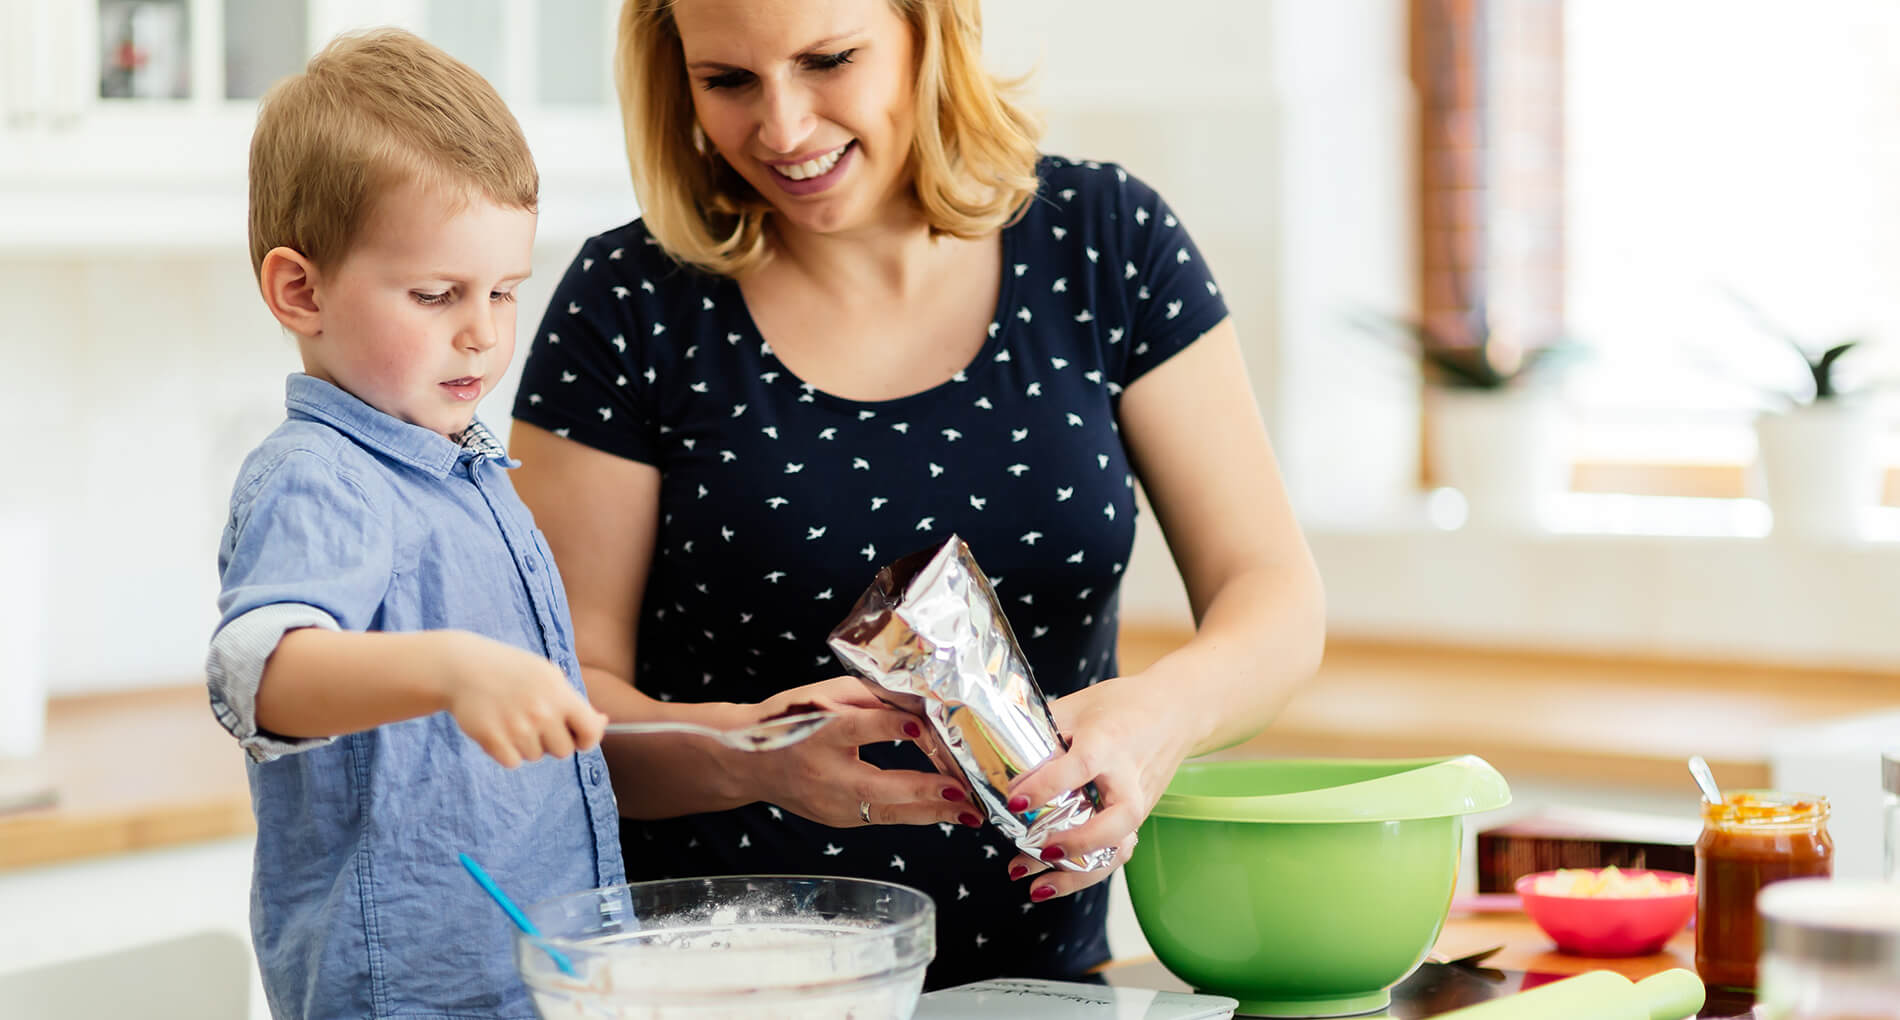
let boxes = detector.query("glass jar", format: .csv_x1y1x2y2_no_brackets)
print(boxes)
1884,751,1899,883
1756,878,1900,1020
1696,791,1834,990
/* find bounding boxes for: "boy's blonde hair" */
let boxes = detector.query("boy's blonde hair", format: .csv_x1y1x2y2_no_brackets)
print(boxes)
248,28,539,279
617,0,1042,277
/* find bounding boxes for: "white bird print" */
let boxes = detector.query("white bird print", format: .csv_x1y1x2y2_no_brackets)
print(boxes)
861,543,876,560
974,933,989,947
975,397,993,410
1085,370,1103,384
1079,587,1092,599
760,341,774,356
1066,413,1084,427
1108,381,1124,396
764,571,787,583
1027,383,1042,397
682,438,696,451
806,526,826,540
611,285,630,300
722,527,735,541
1165,212,1177,227
994,349,1012,362
730,404,746,418
1075,310,1094,322
610,247,625,260
720,450,737,462
1011,428,1029,442
982,845,999,858
1022,902,1035,914
697,485,708,499
929,463,945,477
567,301,580,314
1008,464,1029,476
1136,207,1149,225
761,371,779,383
1057,487,1074,501
953,370,968,383
1060,188,1076,201
645,367,657,384
1016,306,1033,323
958,884,971,900
702,296,714,310
1052,277,1068,293
916,517,935,531
891,422,909,434
690,381,709,393
615,374,627,387
767,806,781,820
762,426,779,439
546,332,560,344
938,823,955,837
780,631,796,640
581,258,594,271
1033,625,1050,638
1021,531,1043,545
819,427,837,440
1086,246,1099,263
815,589,833,600
1207,280,1219,295
560,371,577,383
858,409,877,420
1051,225,1067,240
891,856,906,872
1125,260,1139,281
739,834,751,848
1051,357,1069,370
824,844,844,856
854,458,872,471
870,496,888,510
1067,550,1085,564
727,331,742,343
1014,263,1027,276
1098,454,1109,468
1108,327,1124,344
598,407,612,421
815,654,831,666
1134,342,1150,356
765,497,788,509
785,462,804,474
1166,299,1183,320
528,393,542,404
942,428,962,442
988,322,999,337
1020,594,1035,605
652,322,666,335
970,495,987,510
1138,285,1151,301
610,334,627,353
684,345,697,359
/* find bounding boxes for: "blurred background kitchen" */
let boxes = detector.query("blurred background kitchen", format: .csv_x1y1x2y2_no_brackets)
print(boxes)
3,1,1898,1015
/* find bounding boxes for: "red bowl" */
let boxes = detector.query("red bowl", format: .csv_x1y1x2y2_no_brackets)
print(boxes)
1514,869,1696,957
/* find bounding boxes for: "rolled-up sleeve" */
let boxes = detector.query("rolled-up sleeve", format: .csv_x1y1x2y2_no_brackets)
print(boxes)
209,446,394,762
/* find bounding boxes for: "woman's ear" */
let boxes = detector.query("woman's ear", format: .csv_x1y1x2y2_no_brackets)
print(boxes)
258,246,323,337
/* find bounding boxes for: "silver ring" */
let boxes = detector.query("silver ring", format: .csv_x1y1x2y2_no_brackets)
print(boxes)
858,800,872,824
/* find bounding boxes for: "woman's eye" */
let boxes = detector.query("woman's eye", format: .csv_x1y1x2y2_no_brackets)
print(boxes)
700,69,752,91
807,49,855,71
412,291,449,306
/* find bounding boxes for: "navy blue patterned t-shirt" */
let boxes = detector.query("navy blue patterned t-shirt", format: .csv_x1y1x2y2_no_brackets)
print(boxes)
513,155,1227,988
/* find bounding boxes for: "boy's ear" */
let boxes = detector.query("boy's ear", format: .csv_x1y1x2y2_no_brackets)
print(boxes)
258,246,323,337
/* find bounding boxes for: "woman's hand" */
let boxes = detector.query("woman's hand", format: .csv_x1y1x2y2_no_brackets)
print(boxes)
746,677,982,830
999,674,1197,900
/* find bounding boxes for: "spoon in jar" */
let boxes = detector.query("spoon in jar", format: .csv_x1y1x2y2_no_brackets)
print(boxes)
1688,755,1724,804
603,709,835,752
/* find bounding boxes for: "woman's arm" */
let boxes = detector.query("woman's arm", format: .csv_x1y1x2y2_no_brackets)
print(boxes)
508,420,977,826
1001,318,1325,896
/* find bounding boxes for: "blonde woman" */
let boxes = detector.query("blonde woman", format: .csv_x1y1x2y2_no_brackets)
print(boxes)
510,0,1323,988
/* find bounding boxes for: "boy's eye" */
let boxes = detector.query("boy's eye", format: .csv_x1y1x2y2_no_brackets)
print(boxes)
412,291,450,306
490,290,517,303
806,49,855,71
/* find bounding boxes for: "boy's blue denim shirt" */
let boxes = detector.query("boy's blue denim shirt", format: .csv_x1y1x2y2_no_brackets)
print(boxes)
206,374,625,1020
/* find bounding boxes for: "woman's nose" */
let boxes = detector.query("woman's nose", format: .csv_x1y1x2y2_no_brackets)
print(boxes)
755,82,815,156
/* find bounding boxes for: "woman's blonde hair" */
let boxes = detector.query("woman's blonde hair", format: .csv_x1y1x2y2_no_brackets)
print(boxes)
616,0,1042,276
247,28,539,279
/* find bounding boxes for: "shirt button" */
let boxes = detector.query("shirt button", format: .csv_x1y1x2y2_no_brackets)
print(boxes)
525,557,538,573
587,763,603,785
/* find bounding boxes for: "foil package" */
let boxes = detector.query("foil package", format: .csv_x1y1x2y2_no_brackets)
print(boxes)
828,536,1114,872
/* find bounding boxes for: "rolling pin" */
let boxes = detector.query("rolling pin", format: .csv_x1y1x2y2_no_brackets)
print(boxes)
1432,969,1705,1020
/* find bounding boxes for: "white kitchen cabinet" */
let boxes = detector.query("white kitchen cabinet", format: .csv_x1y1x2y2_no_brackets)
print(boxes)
0,0,634,254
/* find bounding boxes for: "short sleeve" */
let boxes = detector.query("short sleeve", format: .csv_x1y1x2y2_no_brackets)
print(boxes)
512,232,666,464
1111,169,1229,385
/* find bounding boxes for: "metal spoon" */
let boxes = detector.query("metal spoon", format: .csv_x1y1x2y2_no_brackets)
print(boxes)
1688,755,1724,804
603,710,835,751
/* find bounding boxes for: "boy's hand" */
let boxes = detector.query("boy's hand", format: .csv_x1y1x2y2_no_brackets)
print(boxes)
439,633,607,768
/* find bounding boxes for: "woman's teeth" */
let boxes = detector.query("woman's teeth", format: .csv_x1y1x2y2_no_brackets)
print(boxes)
773,144,847,181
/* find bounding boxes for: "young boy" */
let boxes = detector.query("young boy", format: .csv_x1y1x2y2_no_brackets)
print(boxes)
206,29,623,1019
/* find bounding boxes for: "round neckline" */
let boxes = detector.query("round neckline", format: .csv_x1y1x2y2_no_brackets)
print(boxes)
724,217,1021,413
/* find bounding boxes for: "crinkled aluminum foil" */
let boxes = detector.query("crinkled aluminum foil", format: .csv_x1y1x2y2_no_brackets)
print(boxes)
828,536,1113,872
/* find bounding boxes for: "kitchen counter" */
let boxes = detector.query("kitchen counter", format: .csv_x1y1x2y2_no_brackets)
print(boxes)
6,632,1895,872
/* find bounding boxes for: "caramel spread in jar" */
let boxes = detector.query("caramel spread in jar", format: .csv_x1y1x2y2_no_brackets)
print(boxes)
1696,791,1834,991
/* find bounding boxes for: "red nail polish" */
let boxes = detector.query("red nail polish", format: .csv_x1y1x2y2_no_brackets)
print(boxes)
1031,885,1055,902
1040,845,1065,863
1007,795,1029,812
941,788,965,802
960,812,982,828
903,722,922,739
1009,865,1028,880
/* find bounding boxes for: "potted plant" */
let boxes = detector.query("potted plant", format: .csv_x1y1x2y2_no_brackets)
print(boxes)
1354,303,1581,531
1728,293,1885,541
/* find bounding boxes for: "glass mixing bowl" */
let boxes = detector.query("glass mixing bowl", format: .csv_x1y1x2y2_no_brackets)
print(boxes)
514,875,934,1019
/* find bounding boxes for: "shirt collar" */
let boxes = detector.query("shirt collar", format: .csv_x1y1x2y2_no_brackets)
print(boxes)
283,374,517,477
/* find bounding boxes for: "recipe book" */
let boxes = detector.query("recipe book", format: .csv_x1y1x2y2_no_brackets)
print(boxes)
914,978,1238,1019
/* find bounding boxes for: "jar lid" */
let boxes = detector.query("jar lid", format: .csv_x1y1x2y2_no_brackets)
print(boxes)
1884,750,1899,795
1758,879,1900,974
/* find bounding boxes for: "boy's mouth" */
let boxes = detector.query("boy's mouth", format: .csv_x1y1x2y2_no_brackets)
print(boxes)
441,377,483,401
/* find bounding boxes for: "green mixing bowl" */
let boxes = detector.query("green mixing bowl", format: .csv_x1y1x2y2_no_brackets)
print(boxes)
1125,755,1510,1017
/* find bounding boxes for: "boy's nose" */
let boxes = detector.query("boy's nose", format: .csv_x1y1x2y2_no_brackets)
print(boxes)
459,313,500,352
